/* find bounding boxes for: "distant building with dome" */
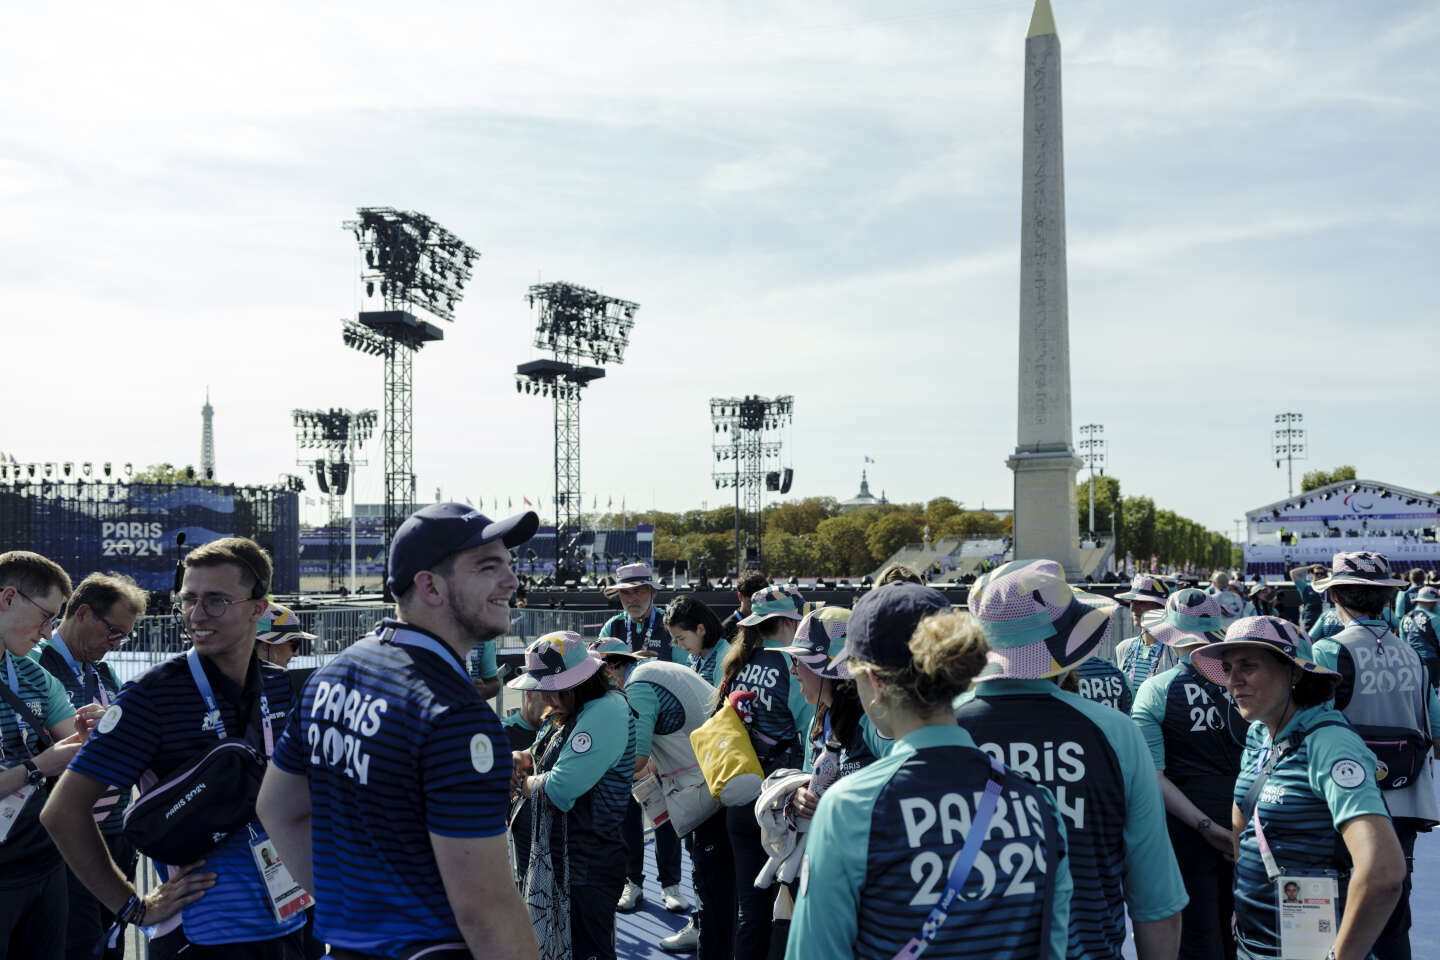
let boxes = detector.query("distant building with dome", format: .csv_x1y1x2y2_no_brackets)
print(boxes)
839,470,889,512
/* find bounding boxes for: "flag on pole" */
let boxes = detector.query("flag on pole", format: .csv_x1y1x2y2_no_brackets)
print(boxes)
523,497,532,506
608,497,613,509
465,497,473,506
864,455,875,464
509,497,513,509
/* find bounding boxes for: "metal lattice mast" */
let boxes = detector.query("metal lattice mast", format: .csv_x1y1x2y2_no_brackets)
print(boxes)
515,282,639,578
342,208,478,599
385,345,415,550
1273,411,1305,499
710,395,793,573
294,409,377,591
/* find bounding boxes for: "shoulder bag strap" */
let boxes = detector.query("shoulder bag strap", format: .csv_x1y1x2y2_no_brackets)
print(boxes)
892,757,1007,960
0,678,55,749
1238,720,1347,821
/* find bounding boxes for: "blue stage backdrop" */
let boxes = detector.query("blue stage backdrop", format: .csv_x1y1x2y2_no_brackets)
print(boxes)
0,481,299,592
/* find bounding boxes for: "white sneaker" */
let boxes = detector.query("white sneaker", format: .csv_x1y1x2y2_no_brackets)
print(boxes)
659,917,699,953
617,880,644,913
660,884,691,913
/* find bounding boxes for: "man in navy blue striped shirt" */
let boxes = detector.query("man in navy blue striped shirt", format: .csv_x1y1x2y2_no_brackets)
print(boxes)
46,538,307,959
259,503,540,960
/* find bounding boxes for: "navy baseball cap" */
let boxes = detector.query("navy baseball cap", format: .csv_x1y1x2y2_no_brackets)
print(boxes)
839,582,951,669
387,502,539,597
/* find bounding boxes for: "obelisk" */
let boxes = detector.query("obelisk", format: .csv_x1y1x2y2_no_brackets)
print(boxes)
1006,0,1083,579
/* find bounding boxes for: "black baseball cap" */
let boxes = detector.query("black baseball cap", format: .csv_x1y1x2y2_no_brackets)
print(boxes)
387,503,538,597
839,582,951,669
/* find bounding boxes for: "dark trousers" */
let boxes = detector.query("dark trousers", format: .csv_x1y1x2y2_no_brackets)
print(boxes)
1168,815,1236,960
625,796,682,887
65,833,137,960
571,877,623,960
726,804,774,959
1372,820,1419,960
688,809,735,960
148,928,306,960
0,862,68,960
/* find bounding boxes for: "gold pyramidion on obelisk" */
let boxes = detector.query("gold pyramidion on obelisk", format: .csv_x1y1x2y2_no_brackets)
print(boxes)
1006,0,1083,580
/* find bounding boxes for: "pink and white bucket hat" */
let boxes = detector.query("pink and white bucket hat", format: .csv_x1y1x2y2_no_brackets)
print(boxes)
506,630,606,691
967,559,1118,681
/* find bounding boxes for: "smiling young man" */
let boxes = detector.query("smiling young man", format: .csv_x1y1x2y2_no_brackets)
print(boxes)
43,538,307,959
0,551,84,960
257,502,540,960
31,572,147,960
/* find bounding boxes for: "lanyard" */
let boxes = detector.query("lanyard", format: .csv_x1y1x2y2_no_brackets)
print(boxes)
627,609,658,652
1123,638,1158,684
4,654,36,759
386,627,469,683
185,649,273,757
51,633,109,708
894,756,1007,960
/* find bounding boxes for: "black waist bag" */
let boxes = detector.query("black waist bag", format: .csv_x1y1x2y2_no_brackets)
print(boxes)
1354,725,1432,791
122,739,266,864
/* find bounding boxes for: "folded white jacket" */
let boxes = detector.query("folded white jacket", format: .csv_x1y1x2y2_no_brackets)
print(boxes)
752,769,812,889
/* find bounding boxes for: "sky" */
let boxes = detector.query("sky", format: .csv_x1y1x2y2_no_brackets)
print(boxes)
2,0,1436,538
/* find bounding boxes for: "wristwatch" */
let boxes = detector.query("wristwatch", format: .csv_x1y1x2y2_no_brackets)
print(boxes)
1195,817,1212,832
20,759,45,787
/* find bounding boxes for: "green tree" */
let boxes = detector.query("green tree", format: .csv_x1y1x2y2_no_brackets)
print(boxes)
1076,476,1122,541
131,463,215,486
1300,465,1357,493
762,531,825,577
764,498,836,537
866,512,925,565
1123,496,1156,563
924,497,963,529
816,516,873,576
937,510,1007,540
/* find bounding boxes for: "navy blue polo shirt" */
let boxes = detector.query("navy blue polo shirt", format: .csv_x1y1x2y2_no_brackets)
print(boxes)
70,648,302,946
271,620,512,958
1073,656,1134,713
31,631,129,834
601,608,683,662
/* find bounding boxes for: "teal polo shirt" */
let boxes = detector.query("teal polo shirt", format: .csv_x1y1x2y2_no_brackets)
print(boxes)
787,724,1072,960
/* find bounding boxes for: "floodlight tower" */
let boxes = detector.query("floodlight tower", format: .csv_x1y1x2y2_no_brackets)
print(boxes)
342,207,479,598
710,395,794,574
515,282,639,577
1078,423,1105,541
1273,411,1306,498
293,408,378,591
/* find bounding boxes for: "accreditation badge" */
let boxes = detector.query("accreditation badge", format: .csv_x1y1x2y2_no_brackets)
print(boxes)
1276,871,1338,960
250,835,315,923
0,784,37,843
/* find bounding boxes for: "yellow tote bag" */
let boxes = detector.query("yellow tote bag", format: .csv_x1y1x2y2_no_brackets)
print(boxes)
689,703,765,806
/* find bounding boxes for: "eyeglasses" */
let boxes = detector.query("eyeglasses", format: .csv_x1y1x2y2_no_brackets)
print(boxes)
175,593,254,619
95,612,134,643
15,588,62,626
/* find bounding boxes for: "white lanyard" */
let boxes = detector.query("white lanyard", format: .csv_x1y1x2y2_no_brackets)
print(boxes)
51,633,109,708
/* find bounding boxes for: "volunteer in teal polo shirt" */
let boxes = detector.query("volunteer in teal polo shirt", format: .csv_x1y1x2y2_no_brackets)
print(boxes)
956,560,1187,960
789,581,1072,960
